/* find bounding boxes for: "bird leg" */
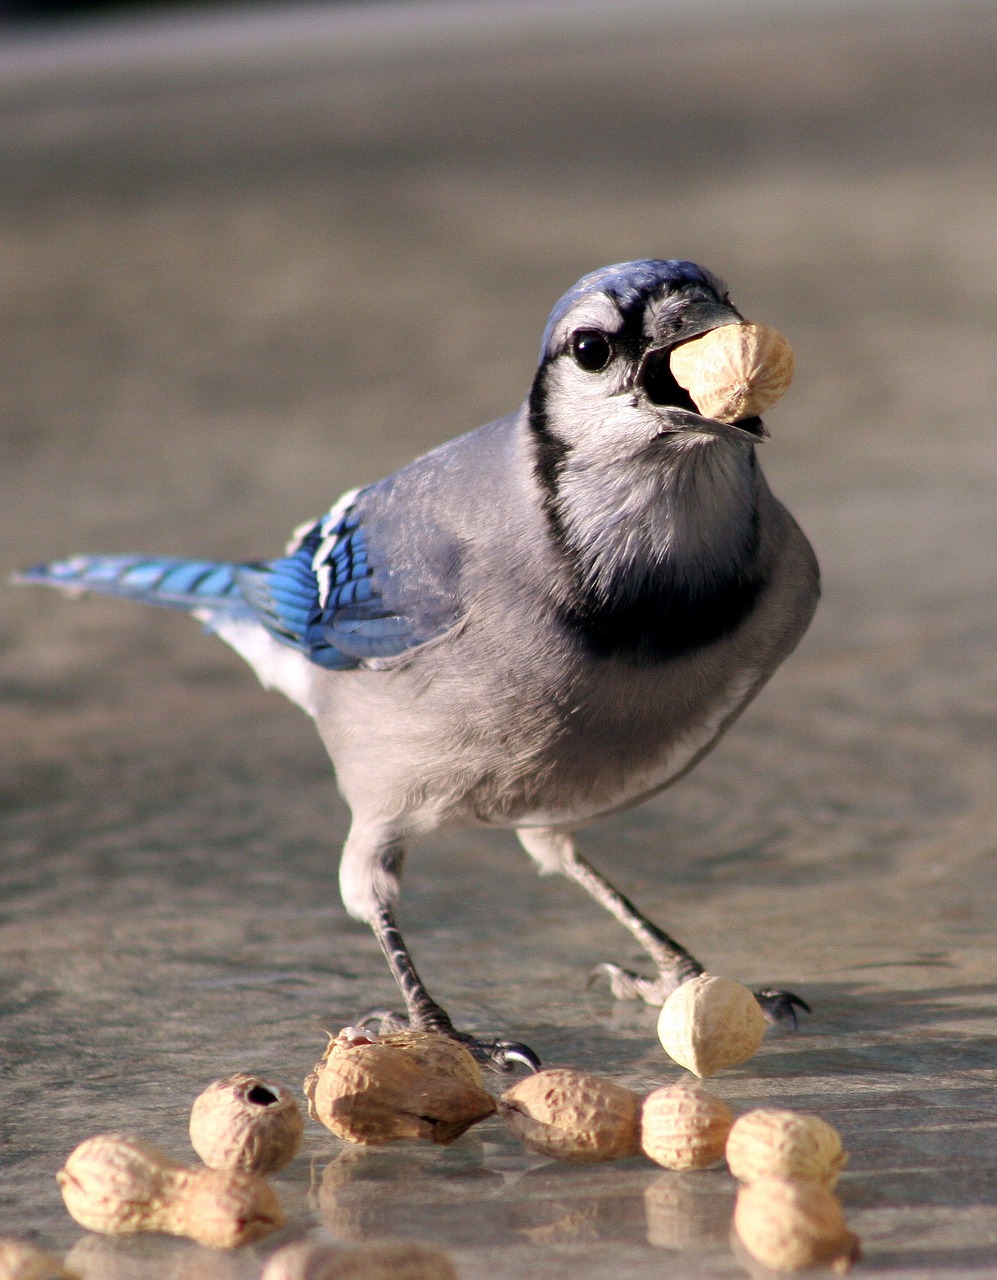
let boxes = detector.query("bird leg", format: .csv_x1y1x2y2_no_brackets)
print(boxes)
517,828,808,1024
365,903,540,1072
559,847,705,1005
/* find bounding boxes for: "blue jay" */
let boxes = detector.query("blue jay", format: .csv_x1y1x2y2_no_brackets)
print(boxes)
17,260,819,1070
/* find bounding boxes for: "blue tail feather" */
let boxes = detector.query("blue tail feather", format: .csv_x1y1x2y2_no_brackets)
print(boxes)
13,555,247,611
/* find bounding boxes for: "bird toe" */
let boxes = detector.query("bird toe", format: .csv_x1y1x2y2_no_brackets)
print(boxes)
753,987,811,1028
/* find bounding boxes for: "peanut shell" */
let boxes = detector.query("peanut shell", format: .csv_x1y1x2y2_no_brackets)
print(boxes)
499,1067,641,1162
374,1030,485,1086
0,1239,78,1280
56,1134,283,1248
262,1240,458,1280
734,1177,861,1273
669,322,794,423
726,1108,847,1189
657,974,766,1077
303,1031,496,1145
640,1080,734,1169
189,1073,304,1174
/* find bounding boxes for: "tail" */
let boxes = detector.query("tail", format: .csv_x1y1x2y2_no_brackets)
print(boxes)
13,554,249,612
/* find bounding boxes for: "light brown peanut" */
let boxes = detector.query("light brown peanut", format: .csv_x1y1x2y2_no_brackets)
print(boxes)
669,322,794,423
0,1239,78,1280
303,1030,496,1145
640,1080,734,1169
56,1134,283,1248
727,1108,847,1189
734,1177,860,1273
189,1073,303,1174
499,1067,642,1162
657,974,766,1077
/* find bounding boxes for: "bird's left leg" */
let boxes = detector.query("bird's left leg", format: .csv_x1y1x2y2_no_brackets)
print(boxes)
516,828,807,1024
340,823,540,1070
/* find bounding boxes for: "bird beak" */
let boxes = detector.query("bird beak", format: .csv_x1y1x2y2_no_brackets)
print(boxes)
636,299,769,442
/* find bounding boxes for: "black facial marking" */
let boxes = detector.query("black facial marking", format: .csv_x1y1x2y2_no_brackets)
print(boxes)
528,360,571,546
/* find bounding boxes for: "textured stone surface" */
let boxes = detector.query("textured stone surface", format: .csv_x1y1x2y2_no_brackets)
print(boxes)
1,3,995,1276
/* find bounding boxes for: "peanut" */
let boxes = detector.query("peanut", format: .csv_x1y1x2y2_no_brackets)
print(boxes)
640,1080,734,1169
303,1029,496,1145
374,1030,484,1086
734,1177,861,1273
669,322,794,423
726,1108,847,1189
657,974,766,1077
499,1068,641,1162
189,1073,303,1174
261,1240,458,1280
0,1239,78,1280
56,1134,283,1249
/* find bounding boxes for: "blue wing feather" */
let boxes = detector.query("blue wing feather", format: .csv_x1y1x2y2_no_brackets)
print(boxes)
17,489,463,672
236,489,459,669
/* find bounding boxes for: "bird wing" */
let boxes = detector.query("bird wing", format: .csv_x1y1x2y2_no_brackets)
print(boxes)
236,486,466,670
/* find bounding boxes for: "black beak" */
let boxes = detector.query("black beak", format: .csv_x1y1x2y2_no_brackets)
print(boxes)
636,297,767,441
648,297,744,349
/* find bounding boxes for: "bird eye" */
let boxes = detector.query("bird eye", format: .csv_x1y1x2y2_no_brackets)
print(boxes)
571,330,612,372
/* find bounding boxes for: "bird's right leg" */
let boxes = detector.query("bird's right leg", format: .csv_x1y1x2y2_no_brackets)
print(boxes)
339,824,540,1071
516,827,808,1025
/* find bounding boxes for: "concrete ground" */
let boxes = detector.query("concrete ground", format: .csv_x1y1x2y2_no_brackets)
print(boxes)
1,1,995,1276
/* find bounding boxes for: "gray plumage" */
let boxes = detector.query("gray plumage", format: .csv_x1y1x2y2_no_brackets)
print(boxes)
17,259,819,1069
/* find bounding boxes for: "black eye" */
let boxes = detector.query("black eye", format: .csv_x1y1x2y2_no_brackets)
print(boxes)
571,329,612,372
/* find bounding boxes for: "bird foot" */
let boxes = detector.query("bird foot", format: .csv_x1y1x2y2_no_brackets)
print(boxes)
588,966,811,1028
357,1009,540,1073
587,962,676,1006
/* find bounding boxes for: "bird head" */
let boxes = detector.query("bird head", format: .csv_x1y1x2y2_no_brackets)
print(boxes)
531,259,768,467
527,261,776,610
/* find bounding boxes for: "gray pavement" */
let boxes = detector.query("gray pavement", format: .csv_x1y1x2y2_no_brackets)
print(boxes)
1,2,995,1276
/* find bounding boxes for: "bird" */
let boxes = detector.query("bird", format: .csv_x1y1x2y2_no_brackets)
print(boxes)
16,259,819,1071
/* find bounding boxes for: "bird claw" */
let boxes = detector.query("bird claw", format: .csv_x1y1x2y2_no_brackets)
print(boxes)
587,962,674,1006
753,987,811,1028
471,1038,542,1073
356,1010,540,1072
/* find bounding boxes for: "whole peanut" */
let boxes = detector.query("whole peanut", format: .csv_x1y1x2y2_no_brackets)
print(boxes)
657,974,766,1077
727,1108,847,1189
640,1080,734,1169
56,1134,283,1249
669,322,794,423
499,1068,641,1162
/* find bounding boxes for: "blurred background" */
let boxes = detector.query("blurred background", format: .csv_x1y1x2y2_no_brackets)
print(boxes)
1,2,995,1276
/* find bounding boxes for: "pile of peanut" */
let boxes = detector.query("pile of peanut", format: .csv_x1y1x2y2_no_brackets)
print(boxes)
22,965,864,1278
496,1068,858,1273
